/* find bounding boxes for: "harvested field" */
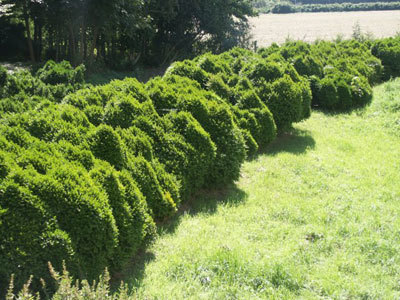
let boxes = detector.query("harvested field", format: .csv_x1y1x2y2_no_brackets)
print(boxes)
250,10,400,46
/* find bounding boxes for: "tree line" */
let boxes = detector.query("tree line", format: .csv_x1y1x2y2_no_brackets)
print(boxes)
0,0,255,67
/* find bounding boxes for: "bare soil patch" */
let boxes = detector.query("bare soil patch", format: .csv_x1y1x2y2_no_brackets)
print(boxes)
250,10,400,46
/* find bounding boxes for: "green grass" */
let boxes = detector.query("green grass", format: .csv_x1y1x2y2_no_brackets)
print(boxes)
118,78,400,299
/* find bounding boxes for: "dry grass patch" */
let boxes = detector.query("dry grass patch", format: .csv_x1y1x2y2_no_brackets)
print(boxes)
250,11,400,46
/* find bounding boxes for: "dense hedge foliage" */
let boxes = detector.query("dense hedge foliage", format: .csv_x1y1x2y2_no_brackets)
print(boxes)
372,36,400,80
1,36,399,297
258,40,384,109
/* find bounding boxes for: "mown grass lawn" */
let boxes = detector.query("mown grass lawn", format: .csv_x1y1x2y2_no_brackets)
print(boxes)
121,79,400,299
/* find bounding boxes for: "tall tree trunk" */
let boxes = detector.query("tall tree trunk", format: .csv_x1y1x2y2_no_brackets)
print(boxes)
33,19,38,60
49,30,54,59
79,21,86,63
89,26,99,62
111,38,116,61
38,23,43,60
83,27,87,60
56,37,59,61
23,5,35,62
69,25,76,64
100,35,106,60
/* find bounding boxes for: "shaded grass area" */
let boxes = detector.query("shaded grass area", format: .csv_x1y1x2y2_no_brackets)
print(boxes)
263,128,316,156
119,78,400,299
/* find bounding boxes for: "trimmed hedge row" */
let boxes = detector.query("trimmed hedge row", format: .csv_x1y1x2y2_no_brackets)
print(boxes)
371,36,400,80
257,40,383,110
1,36,398,295
0,53,302,294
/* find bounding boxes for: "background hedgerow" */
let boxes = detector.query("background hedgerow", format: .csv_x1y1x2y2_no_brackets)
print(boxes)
371,36,400,80
257,39,382,110
256,1,400,14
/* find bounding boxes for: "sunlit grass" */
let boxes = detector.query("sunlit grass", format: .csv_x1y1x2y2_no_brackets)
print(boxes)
122,78,400,299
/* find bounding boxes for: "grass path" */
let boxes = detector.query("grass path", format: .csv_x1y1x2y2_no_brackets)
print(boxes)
122,79,400,299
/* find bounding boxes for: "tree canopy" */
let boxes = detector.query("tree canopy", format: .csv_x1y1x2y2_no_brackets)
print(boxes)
0,0,255,67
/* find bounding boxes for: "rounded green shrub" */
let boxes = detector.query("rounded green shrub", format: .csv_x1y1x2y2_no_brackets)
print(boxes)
336,78,353,110
293,55,324,78
0,151,12,179
235,106,277,149
165,60,209,88
241,129,258,158
284,63,303,83
36,60,85,85
0,95,35,114
177,96,246,185
154,131,195,195
2,125,34,148
89,163,156,268
207,75,232,102
59,104,91,128
126,155,177,219
48,83,75,101
351,76,373,107
196,53,231,75
371,37,400,79
116,126,154,162
9,165,119,280
3,70,38,97
87,125,126,170
57,140,95,170
257,43,281,59
63,86,103,109
163,74,203,91
0,65,7,88
165,111,217,191
244,60,284,86
266,75,303,131
235,77,254,93
84,105,104,126
132,115,166,147
236,90,264,109
235,108,259,136
109,78,150,103
158,75,247,185
103,95,145,128
16,148,55,174
150,160,181,208
250,107,277,147
146,77,179,111
313,76,338,109
298,78,312,121
15,105,90,144
0,178,77,293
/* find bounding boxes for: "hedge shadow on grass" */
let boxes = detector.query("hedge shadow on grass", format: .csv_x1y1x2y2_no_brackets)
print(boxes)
313,106,368,117
111,249,156,294
114,129,314,292
262,128,316,156
159,184,248,235
115,184,247,292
